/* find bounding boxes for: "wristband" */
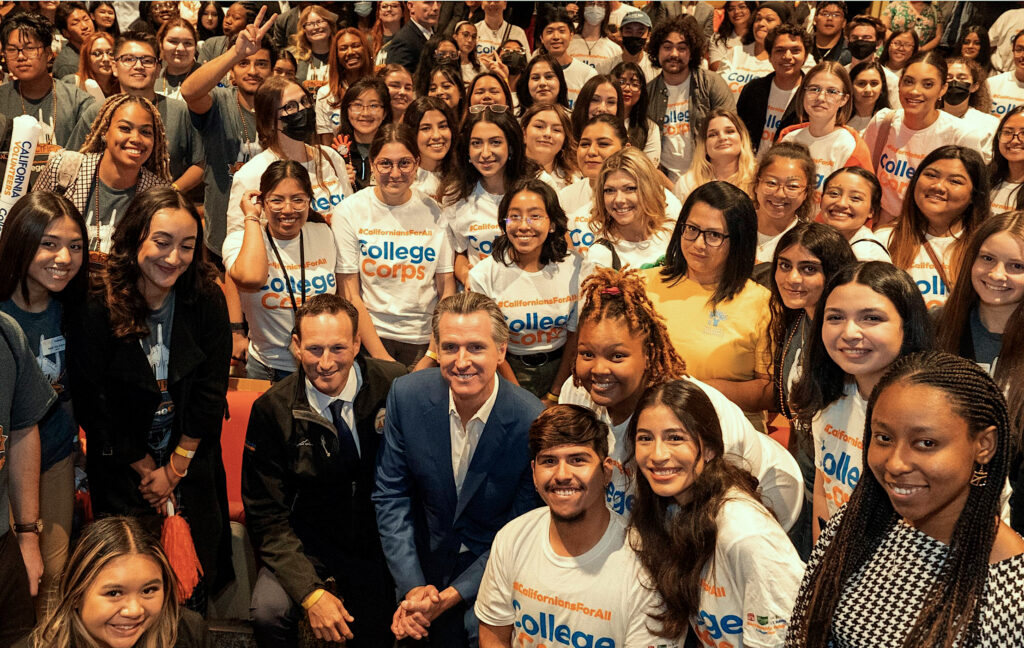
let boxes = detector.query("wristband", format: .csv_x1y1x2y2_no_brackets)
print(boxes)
171,182,180,192
230,322,246,332
174,446,196,459
302,588,326,609
167,457,187,479
425,350,439,362
544,392,559,403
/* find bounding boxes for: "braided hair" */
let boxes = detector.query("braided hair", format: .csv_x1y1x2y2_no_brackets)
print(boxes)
575,267,687,389
79,94,171,181
788,351,1012,648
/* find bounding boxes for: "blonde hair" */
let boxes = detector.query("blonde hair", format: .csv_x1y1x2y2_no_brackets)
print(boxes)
32,517,179,648
687,109,756,196
590,148,669,242
289,6,336,62
79,94,171,181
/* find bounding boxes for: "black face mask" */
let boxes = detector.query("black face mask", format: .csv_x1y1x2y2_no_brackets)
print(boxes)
500,51,527,75
279,107,314,141
622,36,646,56
434,52,458,64
944,80,972,106
848,39,877,60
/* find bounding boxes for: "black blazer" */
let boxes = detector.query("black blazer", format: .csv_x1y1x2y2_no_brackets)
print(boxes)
68,285,233,591
386,20,429,74
736,72,802,155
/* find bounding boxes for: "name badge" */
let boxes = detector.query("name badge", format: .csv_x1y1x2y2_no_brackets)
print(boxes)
39,334,66,356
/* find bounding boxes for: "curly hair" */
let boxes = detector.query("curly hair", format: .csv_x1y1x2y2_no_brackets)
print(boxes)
492,177,569,268
79,94,171,181
575,266,687,389
647,14,705,71
590,148,668,243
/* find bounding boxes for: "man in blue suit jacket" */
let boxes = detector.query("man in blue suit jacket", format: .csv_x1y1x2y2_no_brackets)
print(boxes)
374,292,544,647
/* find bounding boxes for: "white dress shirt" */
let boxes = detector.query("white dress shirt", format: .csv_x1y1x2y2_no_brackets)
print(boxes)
305,362,363,456
448,378,500,496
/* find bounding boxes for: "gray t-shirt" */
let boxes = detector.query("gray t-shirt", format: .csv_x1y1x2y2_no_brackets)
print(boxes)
191,86,261,255
85,177,136,254
0,311,58,536
141,292,175,460
68,94,205,185
0,79,97,177
53,44,81,80
971,306,1002,375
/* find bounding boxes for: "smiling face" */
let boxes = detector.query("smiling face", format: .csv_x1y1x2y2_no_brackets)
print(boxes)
602,170,643,236
852,67,883,107
263,176,309,240
533,444,612,523
971,231,1024,308
89,35,115,77
887,31,916,67
231,48,272,94
428,71,459,109
681,201,730,284
821,171,875,238
775,243,825,314
294,311,361,398
385,68,414,113
528,61,560,103
524,109,566,167
913,158,973,229
372,141,417,203
347,88,385,138
576,317,647,421
657,31,691,76
337,33,365,71
160,26,195,70
113,41,159,92
301,10,331,45
615,69,642,110
470,75,506,106
25,215,84,302
80,554,165,648
803,70,848,123
503,190,552,267
752,8,781,45
868,381,994,541
135,207,197,300
416,109,451,165
704,115,742,164
105,103,155,170
437,311,506,406
998,113,1024,163
769,34,807,81
541,22,572,57
960,31,981,59
755,156,809,227
93,3,117,29
577,122,625,179
588,82,619,119
634,403,713,506
1014,33,1024,75
469,121,509,180
822,282,904,386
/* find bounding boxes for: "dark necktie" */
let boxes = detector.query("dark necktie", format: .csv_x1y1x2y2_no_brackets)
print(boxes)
328,400,360,471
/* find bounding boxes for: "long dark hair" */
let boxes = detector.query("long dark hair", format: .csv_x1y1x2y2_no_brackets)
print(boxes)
626,379,763,640
491,178,568,267
412,35,460,96
0,192,89,309
879,28,919,67
442,108,533,205
989,105,1024,211
790,261,933,423
956,25,993,75
570,74,624,140
101,186,216,339
767,222,856,415
515,52,569,116
467,71,514,108
337,75,393,142
936,211,1024,433
611,61,650,150
194,0,219,41
787,351,1013,648
888,145,989,285
660,181,758,309
403,96,458,180
849,60,892,113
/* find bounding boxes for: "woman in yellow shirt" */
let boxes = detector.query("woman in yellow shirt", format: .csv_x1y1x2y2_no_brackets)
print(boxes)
643,180,772,430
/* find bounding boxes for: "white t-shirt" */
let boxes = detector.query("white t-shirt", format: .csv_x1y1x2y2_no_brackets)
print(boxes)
988,70,1024,117
225,148,353,245
692,491,805,648
846,113,872,135
468,254,586,355
756,221,798,265
446,182,503,268
992,181,1024,214
848,226,891,262
412,167,441,199
333,187,453,343
558,375,804,531
957,107,1000,158
757,81,799,159
222,222,341,370
562,58,598,108
475,508,677,648
583,227,673,270
538,168,580,194
878,227,958,309
607,3,633,29
862,109,983,216
719,44,816,97
475,20,530,58
314,84,341,135
661,79,695,182
780,126,866,201
638,118,662,166
710,33,743,69
568,35,623,75
812,382,866,519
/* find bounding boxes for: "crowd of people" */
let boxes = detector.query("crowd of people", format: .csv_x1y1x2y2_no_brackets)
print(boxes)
0,1,1023,647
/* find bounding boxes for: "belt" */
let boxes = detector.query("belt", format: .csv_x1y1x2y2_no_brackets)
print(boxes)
512,346,564,368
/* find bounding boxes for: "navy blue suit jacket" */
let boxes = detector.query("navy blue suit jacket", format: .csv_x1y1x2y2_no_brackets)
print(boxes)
373,369,543,601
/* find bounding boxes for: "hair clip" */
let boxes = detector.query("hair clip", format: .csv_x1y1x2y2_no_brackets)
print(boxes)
600,287,622,296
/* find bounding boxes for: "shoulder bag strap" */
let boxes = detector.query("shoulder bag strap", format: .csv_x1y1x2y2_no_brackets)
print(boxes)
922,238,953,293
871,112,895,173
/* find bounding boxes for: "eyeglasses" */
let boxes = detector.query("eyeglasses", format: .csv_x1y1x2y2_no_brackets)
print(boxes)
265,196,310,212
350,102,384,114
117,54,159,68
468,104,509,114
278,96,313,116
3,44,45,59
90,49,113,59
1014,47,1024,55
890,41,914,51
818,11,844,19
304,19,329,29
805,85,846,99
373,158,417,174
998,128,1024,143
505,214,549,225
681,223,729,247
759,177,807,196
617,79,641,90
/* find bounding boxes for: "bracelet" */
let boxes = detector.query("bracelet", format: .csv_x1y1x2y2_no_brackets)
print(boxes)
167,457,187,479
425,350,439,362
302,588,326,610
171,182,180,192
230,322,246,332
544,392,559,403
244,216,261,224
174,445,196,459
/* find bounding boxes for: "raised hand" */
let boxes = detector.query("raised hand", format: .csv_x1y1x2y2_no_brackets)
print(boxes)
233,6,278,59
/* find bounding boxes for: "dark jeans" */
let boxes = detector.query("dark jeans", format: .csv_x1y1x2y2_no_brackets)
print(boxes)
0,530,34,648
246,356,295,383
381,338,428,371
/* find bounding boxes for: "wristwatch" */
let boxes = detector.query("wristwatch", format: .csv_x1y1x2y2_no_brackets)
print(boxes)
14,520,43,535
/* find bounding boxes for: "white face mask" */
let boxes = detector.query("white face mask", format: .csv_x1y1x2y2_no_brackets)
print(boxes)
583,6,606,25
354,1,373,17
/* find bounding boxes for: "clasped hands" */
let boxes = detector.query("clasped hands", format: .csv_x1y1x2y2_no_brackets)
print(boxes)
392,585,462,640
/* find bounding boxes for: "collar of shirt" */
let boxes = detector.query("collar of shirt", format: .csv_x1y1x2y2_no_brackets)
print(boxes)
305,362,363,422
448,376,500,430
411,19,433,40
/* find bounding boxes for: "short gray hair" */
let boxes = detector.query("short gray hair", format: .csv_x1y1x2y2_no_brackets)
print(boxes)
431,292,510,346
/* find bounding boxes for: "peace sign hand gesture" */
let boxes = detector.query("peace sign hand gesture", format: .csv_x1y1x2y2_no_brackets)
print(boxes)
233,6,278,60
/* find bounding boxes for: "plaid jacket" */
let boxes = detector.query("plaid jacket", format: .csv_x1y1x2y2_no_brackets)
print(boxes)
33,151,169,215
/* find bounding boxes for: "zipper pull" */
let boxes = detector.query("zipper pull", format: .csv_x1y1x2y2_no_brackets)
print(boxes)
320,436,331,457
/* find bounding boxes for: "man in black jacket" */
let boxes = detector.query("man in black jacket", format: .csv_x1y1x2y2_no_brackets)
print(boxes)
386,1,441,74
737,23,810,156
243,294,406,648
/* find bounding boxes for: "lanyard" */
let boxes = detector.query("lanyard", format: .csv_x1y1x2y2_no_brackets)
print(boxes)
266,228,306,312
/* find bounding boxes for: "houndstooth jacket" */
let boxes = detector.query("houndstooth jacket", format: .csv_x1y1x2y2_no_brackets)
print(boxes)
33,151,169,216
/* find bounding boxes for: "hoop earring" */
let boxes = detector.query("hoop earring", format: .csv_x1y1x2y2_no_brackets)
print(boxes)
970,463,988,488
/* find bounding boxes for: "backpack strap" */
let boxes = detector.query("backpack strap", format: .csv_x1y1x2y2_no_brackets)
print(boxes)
594,238,621,271
54,150,85,196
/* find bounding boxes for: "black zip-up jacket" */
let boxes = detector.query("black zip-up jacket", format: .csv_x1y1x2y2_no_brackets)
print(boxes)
241,355,406,605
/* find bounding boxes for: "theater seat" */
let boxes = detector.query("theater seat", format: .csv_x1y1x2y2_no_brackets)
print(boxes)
222,378,271,524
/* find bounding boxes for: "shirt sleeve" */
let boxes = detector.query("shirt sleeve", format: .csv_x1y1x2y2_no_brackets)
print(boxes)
1,314,57,430
435,218,455,274
473,528,515,627
467,260,489,294
315,87,334,135
731,530,804,648
221,230,245,271
332,201,361,274
446,206,470,253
